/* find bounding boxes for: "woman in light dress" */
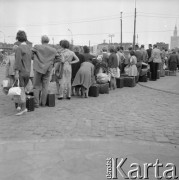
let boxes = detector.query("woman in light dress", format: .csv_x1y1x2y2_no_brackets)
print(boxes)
127,50,138,77
58,40,79,100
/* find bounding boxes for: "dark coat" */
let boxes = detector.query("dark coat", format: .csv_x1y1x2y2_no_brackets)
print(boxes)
72,52,85,80
168,53,179,71
83,53,96,62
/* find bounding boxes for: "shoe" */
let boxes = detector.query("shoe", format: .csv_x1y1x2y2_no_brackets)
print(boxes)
66,97,71,100
58,97,63,100
15,109,27,116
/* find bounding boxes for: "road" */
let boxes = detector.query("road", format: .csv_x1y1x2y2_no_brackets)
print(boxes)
0,66,179,145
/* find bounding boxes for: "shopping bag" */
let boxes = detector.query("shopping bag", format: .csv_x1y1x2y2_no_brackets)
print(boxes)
8,79,21,96
2,78,10,88
116,67,120,78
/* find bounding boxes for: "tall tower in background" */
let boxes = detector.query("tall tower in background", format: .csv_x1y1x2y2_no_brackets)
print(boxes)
170,25,179,49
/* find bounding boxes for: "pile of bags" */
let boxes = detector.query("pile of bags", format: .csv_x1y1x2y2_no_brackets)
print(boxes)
96,72,110,84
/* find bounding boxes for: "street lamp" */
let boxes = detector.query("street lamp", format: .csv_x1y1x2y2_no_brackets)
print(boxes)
0,31,5,43
108,34,114,44
68,29,73,45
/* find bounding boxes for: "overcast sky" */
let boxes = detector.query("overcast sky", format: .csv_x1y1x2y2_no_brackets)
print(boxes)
0,0,179,47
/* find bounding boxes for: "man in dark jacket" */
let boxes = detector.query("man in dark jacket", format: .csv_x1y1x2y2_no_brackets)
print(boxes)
147,44,153,60
32,35,59,107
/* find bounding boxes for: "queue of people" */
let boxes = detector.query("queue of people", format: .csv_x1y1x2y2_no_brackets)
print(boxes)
3,30,179,116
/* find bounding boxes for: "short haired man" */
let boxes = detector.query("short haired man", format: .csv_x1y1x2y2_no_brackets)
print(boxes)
149,44,162,80
140,45,148,63
32,35,60,107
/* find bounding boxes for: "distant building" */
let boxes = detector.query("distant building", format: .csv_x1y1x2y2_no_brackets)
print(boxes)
97,42,132,54
170,25,179,49
156,42,169,50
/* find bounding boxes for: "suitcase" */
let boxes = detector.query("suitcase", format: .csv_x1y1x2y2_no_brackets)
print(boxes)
46,94,55,107
165,70,169,76
116,77,124,88
98,83,109,94
139,75,148,82
26,95,35,111
160,69,165,77
169,71,176,76
147,71,151,80
88,84,99,97
157,70,160,79
123,76,136,87
140,68,148,76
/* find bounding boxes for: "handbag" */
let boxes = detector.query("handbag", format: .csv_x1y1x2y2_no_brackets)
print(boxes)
8,79,21,96
2,78,10,88
124,65,130,74
55,62,64,79
116,67,120,78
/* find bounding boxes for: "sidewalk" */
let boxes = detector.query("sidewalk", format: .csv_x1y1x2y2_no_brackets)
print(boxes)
0,138,179,180
138,72,179,95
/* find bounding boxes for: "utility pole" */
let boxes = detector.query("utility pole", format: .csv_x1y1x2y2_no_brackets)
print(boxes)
120,12,123,46
89,40,90,49
133,0,137,49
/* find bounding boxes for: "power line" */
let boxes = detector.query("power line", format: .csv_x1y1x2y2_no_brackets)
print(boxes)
0,14,133,28
137,13,179,19
138,11,179,17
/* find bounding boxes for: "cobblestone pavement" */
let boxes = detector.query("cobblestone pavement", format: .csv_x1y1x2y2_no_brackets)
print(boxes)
0,67,179,145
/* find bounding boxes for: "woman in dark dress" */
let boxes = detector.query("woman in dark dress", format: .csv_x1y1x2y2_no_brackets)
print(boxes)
168,50,179,71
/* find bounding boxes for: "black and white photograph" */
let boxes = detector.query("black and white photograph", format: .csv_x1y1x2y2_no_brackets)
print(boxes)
0,0,179,179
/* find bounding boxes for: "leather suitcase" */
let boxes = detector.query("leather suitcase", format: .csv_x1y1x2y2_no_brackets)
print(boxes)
88,84,99,97
46,94,55,107
139,75,148,82
123,77,136,87
160,69,165,77
157,70,160,79
169,71,176,76
116,77,124,88
26,95,35,111
165,70,169,76
98,83,109,94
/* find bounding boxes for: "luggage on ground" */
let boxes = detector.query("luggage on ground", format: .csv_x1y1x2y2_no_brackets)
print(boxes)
88,84,99,97
98,83,109,94
46,93,55,107
169,71,176,76
26,95,35,111
157,70,160,79
139,75,148,82
165,70,169,76
116,77,124,88
123,76,136,87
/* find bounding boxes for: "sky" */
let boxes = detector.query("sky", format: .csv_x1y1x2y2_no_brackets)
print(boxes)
0,0,179,48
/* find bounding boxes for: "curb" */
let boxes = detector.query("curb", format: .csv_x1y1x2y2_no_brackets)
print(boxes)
138,82,179,96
